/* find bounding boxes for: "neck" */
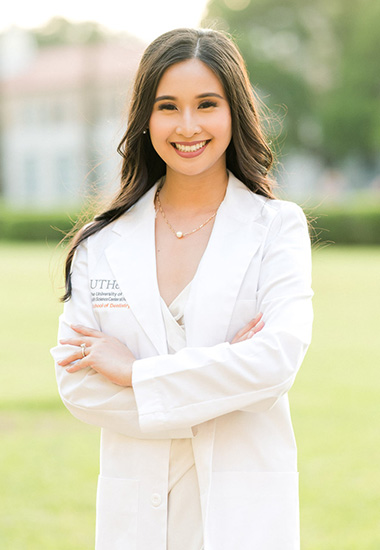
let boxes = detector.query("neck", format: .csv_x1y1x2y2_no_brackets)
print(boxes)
159,167,229,212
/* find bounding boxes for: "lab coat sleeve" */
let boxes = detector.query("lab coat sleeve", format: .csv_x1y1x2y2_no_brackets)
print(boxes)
132,201,313,432
50,240,194,440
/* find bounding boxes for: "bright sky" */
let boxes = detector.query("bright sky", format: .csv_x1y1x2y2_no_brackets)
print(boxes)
1,0,211,43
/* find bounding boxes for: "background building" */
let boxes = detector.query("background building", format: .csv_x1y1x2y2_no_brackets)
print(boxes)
1,33,144,209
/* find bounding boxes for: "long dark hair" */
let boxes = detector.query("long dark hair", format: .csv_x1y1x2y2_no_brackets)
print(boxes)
62,27,276,301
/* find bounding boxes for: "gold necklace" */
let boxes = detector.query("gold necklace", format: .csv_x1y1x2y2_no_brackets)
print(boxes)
155,188,222,239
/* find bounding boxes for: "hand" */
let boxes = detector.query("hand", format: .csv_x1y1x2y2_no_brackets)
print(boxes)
231,312,264,344
58,325,135,386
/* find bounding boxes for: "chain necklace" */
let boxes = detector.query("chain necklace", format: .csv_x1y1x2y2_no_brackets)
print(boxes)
155,188,222,239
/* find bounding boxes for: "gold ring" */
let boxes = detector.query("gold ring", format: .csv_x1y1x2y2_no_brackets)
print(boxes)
81,343,86,358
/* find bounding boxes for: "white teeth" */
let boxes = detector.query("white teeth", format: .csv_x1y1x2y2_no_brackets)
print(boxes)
174,141,207,152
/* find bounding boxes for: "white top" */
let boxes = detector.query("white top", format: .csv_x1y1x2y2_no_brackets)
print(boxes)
160,283,197,493
160,283,190,353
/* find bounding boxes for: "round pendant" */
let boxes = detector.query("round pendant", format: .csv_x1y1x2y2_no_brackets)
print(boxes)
176,231,183,239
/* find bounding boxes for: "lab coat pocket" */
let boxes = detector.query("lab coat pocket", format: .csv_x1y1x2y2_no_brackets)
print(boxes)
96,476,139,550
208,471,299,550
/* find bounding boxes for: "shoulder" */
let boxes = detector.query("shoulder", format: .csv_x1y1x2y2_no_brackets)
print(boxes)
258,197,307,231
228,172,306,230
77,218,118,254
77,185,157,262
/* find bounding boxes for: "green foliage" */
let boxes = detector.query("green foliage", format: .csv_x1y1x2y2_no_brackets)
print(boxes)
0,244,379,549
0,209,79,242
33,16,113,48
307,204,380,245
2,205,380,244
202,0,380,162
319,1,380,161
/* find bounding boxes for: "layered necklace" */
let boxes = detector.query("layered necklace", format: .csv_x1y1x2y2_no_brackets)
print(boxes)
155,187,224,239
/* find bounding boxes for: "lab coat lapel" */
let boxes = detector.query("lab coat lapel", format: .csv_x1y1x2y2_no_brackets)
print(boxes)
104,174,266,353
105,185,168,355
185,173,266,347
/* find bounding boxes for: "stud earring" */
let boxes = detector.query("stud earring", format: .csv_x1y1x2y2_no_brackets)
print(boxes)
143,129,147,135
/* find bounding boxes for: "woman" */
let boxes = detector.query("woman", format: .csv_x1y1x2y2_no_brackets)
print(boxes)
51,28,313,550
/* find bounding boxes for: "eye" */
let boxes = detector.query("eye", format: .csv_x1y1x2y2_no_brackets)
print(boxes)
199,100,217,109
157,103,177,111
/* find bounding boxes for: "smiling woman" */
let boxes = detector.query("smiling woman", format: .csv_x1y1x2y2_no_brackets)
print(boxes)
51,28,313,550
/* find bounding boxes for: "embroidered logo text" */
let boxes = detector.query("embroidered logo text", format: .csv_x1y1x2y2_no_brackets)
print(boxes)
90,279,130,309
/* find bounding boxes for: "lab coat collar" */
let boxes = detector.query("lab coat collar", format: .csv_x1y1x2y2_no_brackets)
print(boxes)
105,183,167,354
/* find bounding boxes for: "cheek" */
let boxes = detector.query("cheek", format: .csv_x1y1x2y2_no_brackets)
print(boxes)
149,116,173,153
149,113,171,137
215,113,232,145
225,110,232,135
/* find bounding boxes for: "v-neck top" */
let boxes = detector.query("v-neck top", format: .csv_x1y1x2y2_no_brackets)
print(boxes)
159,283,199,500
160,282,191,354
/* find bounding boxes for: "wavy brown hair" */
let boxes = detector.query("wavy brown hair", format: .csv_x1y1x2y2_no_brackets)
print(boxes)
62,27,276,301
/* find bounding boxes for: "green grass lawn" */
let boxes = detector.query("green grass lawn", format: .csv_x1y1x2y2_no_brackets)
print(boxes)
1,242,379,549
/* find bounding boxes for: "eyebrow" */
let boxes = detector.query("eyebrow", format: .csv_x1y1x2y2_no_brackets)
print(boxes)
154,92,225,103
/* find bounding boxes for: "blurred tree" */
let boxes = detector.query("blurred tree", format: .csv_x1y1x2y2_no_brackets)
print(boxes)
202,0,380,165
319,1,380,164
32,16,113,48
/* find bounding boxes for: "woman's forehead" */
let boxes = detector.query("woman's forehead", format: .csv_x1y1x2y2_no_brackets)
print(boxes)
155,59,225,98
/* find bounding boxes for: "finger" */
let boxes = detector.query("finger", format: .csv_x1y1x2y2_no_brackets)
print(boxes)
237,312,263,338
231,313,263,343
59,337,91,347
245,312,263,330
234,320,265,344
58,351,85,367
250,319,265,335
65,359,90,373
70,324,103,338
243,320,265,341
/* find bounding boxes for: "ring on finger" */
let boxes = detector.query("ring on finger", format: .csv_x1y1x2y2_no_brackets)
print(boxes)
80,343,87,358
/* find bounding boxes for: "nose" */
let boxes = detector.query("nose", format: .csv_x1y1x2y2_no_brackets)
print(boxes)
175,108,201,138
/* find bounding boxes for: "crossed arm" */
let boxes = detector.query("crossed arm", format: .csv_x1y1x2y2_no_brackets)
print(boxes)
57,313,265,386
52,201,312,435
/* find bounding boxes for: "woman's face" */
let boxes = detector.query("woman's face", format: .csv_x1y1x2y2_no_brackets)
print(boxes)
149,58,232,179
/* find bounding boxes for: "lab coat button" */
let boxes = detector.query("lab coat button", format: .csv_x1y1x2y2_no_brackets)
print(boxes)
151,493,162,507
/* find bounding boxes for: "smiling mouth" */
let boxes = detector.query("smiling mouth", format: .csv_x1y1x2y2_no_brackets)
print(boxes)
171,140,210,153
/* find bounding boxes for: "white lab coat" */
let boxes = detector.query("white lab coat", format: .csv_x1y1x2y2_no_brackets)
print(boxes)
51,172,313,550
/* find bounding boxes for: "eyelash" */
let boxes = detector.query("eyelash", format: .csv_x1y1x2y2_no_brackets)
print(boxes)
157,100,218,111
157,103,176,111
199,100,217,109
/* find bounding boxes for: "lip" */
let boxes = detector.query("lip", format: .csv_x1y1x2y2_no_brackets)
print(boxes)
171,139,210,158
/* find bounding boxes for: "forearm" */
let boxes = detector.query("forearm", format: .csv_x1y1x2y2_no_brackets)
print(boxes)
132,302,312,432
